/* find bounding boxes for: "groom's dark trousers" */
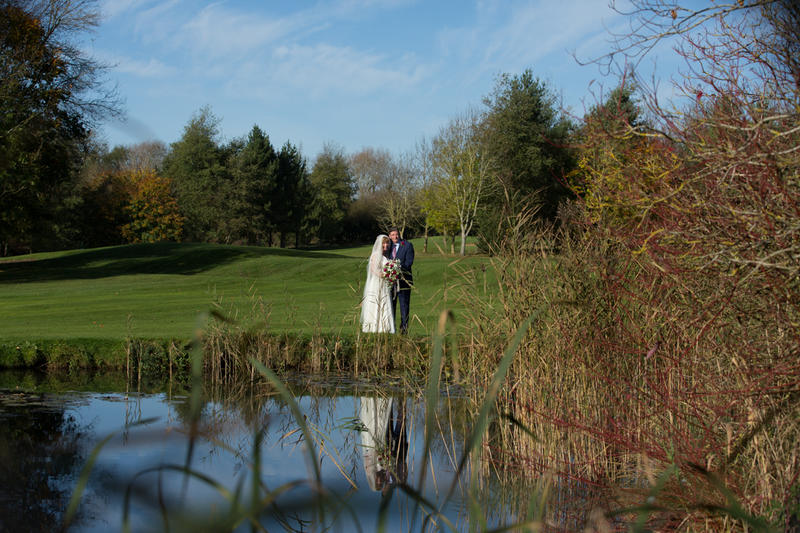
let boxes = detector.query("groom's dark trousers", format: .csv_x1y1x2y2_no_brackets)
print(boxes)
392,283,411,334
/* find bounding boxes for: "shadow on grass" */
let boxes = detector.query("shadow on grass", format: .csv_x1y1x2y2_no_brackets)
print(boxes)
0,243,351,284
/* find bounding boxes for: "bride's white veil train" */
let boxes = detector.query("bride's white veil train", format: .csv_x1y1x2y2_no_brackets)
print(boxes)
360,234,395,333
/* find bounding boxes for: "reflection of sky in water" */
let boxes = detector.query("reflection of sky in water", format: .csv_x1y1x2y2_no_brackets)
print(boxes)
54,390,487,532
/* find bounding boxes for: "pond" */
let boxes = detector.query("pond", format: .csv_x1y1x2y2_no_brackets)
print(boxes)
0,370,541,532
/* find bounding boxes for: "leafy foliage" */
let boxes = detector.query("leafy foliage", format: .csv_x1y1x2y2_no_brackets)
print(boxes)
120,170,184,243
76,171,136,246
425,110,491,256
571,84,677,227
0,0,114,254
223,125,278,245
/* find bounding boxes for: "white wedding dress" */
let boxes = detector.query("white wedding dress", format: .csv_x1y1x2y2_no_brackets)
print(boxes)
361,235,395,333
358,396,392,491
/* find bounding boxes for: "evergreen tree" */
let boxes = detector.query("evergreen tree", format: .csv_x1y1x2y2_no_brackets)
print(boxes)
478,70,575,250
274,142,308,247
162,107,230,242
308,144,354,244
233,125,277,244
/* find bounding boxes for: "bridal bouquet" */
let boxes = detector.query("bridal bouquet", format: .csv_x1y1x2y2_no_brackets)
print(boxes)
381,259,401,285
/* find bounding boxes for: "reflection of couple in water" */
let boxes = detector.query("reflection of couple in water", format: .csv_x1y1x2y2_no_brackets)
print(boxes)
358,396,408,494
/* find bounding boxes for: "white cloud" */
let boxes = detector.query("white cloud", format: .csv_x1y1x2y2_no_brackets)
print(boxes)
101,0,434,113
168,0,420,59
177,4,300,57
489,2,620,68
115,56,176,77
330,0,417,13
436,1,624,78
278,44,424,95
99,0,154,20
93,49,176,78
125,0,185,46
225,43,427,101
436,24,480,62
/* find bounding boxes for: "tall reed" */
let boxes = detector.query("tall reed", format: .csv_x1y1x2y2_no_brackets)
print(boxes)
199,287,434,383
455,206,795,531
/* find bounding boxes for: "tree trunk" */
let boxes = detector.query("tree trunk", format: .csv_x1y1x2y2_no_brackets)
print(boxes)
423,225,429,253
460,228,467,256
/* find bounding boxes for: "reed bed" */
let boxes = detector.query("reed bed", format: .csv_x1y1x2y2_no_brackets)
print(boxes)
199,322,431,383
0,331,431,384
453,211,797,531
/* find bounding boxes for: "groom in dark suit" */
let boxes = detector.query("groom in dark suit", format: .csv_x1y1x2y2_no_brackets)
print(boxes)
386,228,414,334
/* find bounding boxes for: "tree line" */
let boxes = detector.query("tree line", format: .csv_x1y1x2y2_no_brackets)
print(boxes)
1,0,585,256
7,0,793,263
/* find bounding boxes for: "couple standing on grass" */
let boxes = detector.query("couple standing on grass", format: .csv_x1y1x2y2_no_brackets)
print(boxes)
360,228,414,335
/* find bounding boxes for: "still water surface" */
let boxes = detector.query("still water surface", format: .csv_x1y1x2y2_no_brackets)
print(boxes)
0,370,518,532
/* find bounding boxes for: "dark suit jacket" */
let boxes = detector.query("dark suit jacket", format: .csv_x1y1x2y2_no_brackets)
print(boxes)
386,239,414,287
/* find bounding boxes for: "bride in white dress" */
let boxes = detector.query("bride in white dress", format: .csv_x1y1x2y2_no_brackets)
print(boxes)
361,234,395,333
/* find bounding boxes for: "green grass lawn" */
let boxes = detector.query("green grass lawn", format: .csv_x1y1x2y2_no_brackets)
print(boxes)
0,240,494,341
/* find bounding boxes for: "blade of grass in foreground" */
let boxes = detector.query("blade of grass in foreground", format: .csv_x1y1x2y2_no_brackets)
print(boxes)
441,306,544,513
609,463,779,533
250,358,327,526
181,312,212,501
687,464,778,533
120,464,307,532
407,310,451,532
411,307,543,532
122,464,236,533
63,417,160,529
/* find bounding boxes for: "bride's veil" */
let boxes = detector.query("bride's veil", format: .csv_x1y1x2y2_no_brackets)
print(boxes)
361,234,392,331
366,234,388,280
362,234,387,303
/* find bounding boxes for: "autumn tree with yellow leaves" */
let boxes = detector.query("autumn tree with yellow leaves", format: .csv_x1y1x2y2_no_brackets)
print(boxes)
121,170,184,243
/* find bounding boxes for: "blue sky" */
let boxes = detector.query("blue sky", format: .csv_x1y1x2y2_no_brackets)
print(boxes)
87,0,672,159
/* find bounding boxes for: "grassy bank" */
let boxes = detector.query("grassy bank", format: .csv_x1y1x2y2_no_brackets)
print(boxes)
0,240,492,342
0,331,435,383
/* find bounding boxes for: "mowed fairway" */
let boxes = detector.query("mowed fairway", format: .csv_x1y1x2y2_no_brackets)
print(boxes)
0,241,492,340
